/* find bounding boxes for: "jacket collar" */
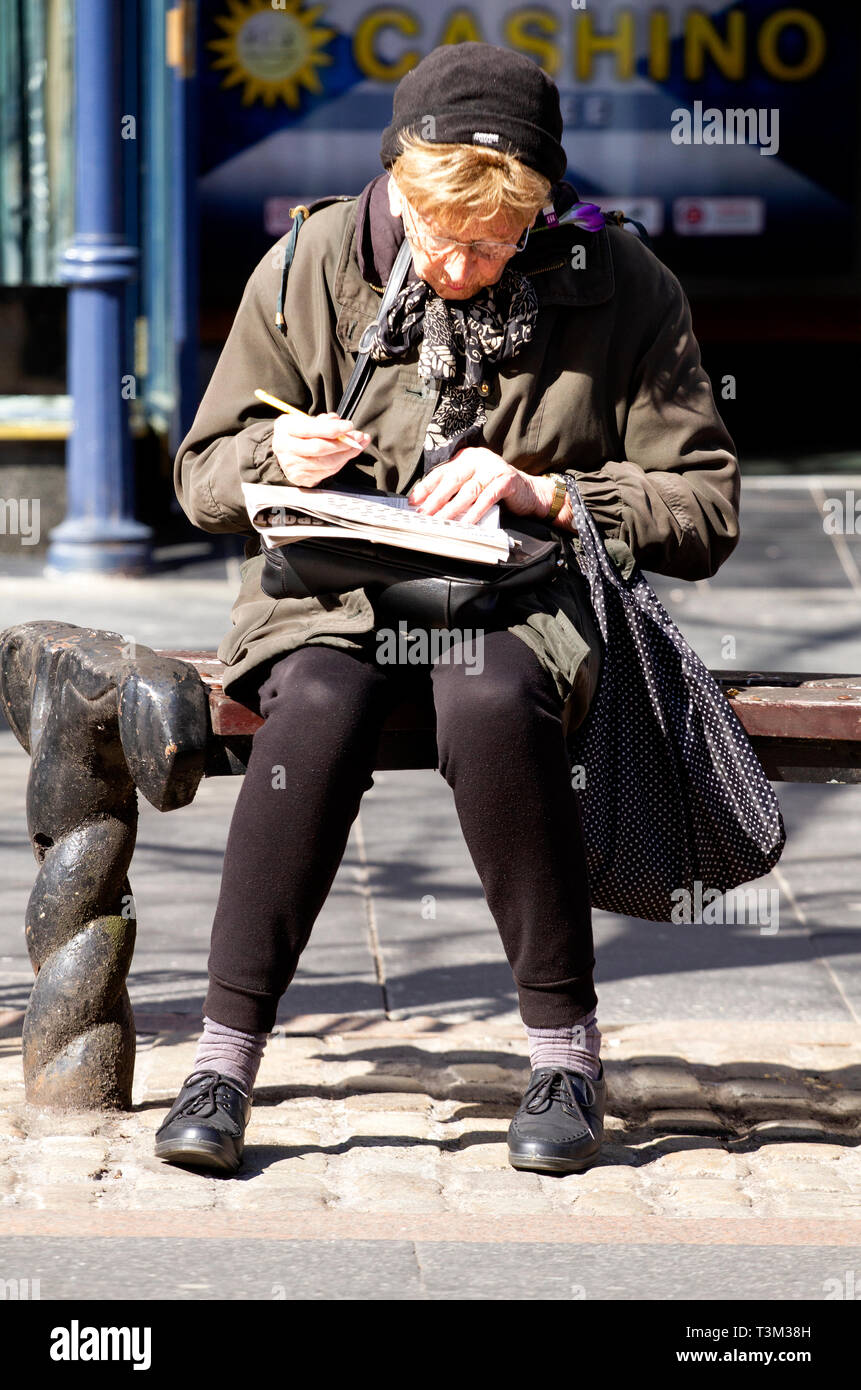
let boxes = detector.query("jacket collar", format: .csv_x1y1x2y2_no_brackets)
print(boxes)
354,173,419,289
334,175,615,351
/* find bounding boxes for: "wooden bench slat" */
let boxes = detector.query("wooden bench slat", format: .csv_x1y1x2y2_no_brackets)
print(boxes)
167,653,861,746
208,691,262,736
208,688,861,741
726,688,861,740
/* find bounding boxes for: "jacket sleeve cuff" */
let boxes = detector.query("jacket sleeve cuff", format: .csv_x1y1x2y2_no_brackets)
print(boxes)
190,420,289,532
563,468,639,580
244,420,287,483
563,466,625,541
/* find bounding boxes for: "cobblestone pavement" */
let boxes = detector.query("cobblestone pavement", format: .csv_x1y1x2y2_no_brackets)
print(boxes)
2,1017,859,1234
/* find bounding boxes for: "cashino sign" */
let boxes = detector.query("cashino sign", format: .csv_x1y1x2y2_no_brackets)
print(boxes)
347,5,826,83
197,1,856,306
207,2,827,91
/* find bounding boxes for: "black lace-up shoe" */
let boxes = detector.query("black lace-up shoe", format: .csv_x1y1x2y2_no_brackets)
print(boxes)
508,1062,606,1174
155,1071,252,1174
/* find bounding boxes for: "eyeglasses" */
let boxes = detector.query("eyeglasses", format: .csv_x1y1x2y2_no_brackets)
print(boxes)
399,194,530,262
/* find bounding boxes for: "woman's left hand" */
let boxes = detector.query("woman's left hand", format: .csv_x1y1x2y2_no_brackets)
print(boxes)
408,447,565,526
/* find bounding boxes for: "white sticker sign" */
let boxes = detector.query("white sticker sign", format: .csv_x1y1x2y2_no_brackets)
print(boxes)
673,197,766,235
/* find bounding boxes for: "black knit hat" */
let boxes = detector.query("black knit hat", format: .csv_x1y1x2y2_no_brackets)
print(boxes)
380,43,567,185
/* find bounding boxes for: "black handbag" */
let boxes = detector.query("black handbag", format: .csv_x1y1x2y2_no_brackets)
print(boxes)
260,512,566,627
260,238,565,625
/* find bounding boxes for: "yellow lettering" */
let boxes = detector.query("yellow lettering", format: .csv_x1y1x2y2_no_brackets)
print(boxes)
758,8,826,80
439,10,484,47
504,9,561,77
353,9,421,83
648,9,671,82
575,10,635,81
684,10,746,81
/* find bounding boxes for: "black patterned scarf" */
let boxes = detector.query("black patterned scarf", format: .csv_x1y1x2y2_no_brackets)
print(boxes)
363,266,539,472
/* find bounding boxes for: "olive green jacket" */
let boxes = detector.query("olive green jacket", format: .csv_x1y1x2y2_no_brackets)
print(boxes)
174,198,739,733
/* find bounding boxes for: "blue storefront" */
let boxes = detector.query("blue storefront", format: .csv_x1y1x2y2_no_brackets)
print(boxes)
1,1,860,571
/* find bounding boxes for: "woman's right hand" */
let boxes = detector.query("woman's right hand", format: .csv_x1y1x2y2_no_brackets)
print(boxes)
271,411,371,487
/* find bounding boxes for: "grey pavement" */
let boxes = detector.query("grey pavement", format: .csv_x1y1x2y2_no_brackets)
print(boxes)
0,540,243,651
1,476,860,1302
1,1236,858,1301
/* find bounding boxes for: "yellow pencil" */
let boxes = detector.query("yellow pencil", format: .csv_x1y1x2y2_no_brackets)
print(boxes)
253,388,359,449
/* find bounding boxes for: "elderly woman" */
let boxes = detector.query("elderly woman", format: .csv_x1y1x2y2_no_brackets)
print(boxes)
158,43,739,1176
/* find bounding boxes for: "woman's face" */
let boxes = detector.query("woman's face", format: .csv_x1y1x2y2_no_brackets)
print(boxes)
387,176,533,300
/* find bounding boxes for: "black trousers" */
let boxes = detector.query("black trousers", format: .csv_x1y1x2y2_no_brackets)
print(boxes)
205,630,597,1033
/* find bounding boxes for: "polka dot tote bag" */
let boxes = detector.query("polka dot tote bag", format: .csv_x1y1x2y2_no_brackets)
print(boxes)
564,478,787,922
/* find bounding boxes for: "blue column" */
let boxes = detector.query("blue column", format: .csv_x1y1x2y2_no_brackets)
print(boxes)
169,2,199,457
47,0,153,574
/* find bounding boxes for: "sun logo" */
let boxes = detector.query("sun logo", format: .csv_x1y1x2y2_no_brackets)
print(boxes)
209,0,336,109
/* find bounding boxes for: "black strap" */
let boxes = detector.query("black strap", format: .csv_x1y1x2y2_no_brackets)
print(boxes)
337,238,414,420
603,208,653,251
275,197,355,334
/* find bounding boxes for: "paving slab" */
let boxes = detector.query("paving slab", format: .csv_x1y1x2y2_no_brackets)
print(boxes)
648,584,861,674
358,772,861,1026
725,488,859,590
3,1234,861,1300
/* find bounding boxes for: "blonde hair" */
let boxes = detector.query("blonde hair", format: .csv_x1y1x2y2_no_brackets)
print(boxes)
390,129,551,232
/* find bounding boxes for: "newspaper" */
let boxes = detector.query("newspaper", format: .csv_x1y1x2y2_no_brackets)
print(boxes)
241,481,511,565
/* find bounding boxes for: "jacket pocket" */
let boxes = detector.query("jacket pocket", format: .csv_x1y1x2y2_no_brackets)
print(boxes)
218,596,279,667
218,554,278,666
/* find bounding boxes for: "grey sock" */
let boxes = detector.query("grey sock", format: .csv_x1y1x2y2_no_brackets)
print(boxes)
525,1008,602,1083
192,1015,270,1095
